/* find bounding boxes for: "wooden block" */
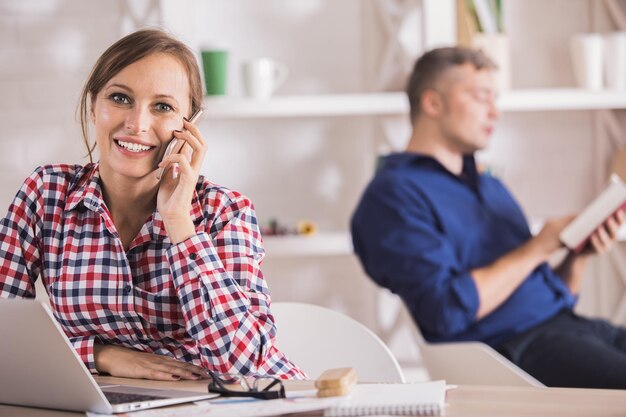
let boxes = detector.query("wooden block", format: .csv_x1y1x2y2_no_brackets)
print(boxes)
317,384,354,398
315,367,357,390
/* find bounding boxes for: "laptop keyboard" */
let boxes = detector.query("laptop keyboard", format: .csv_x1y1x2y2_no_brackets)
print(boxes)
104,391,167,404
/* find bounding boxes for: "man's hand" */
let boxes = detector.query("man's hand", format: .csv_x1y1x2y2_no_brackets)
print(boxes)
555,210,625,294
94,344,209,381
584,210,625,256
534,215,577,255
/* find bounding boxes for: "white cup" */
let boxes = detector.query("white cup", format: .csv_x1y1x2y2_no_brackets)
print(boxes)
241,58,289,99
605,32,626,90
570,33,604,90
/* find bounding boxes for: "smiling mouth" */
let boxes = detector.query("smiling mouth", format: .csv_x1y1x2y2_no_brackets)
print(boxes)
114,140,155,153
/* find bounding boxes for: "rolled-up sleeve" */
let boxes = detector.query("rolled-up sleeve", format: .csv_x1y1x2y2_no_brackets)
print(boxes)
352,178,479,339
167,195,305,378
0,169,44,299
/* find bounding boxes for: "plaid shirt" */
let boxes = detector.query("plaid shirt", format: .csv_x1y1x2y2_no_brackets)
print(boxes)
0,163,305,379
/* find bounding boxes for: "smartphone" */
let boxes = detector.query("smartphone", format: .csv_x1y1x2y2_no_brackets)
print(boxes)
156,108,204,180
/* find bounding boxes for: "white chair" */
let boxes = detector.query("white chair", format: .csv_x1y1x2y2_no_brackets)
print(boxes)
405,308,544,387
271,302,405,383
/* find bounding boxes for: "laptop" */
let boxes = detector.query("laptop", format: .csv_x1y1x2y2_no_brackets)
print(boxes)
0,298,219,414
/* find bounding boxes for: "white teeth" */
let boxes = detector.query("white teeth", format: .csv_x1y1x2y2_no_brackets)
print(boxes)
116,140,152,152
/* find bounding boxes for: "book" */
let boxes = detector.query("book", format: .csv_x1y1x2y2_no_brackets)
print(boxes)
560,174,626,252
324,380,446,417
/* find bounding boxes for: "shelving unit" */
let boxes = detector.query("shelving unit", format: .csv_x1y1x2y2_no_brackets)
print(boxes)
263,232,353,257
264,218,626,259
499,89,626,112
207,89,626,257
203,89,626,119
203,93,407,118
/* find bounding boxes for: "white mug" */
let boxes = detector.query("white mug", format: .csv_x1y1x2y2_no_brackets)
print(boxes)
570,33,604,90
605,31,626,90
241,58,289,99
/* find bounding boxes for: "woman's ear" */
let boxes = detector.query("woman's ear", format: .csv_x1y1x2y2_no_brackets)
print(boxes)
89,97,97,123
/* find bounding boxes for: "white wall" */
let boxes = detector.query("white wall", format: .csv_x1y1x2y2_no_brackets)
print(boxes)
0,0,127,207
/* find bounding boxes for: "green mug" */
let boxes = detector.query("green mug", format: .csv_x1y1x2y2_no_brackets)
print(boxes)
201,49,228,95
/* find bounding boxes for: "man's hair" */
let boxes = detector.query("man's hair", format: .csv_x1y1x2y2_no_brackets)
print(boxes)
406,47,497,123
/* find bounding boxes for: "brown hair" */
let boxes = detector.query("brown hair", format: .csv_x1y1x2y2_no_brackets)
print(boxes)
78,28,203,162
406,46,496,123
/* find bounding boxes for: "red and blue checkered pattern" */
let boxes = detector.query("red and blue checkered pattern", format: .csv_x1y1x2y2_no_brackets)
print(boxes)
0,164,305,379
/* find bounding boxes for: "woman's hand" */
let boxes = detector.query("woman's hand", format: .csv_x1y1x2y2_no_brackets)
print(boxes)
157,117,208,244
94,343,209,381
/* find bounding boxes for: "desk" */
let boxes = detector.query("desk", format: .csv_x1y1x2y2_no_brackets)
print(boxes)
1,377,626,417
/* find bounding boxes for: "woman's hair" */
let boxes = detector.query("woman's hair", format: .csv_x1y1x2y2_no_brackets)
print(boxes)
406,46,496,124
78,28,203,162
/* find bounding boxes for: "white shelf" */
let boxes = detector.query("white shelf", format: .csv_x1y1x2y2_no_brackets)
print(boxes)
203,93,407,118
263,232,353,257
263,223,626,259
499,89,626,112
203,89,626,119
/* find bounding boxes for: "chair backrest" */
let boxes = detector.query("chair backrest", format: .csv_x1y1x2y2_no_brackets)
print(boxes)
271,302,405,383
404,308,544,387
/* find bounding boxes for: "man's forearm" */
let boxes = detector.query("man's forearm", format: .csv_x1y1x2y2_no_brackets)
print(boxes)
553,252,590,295
471,237,554,319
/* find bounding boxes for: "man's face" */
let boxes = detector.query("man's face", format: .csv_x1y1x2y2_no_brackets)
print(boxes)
435,64,500,153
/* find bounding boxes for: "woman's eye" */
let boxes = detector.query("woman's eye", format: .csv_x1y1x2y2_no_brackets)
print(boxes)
110,93,130,104
155,103,173,112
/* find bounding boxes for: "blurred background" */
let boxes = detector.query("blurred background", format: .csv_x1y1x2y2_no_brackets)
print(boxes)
2,0,626,380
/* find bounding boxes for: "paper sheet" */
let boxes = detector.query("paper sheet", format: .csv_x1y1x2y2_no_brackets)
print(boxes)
86,395,342,417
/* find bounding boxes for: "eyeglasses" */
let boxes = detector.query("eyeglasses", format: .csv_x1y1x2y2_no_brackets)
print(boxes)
207,371,286,400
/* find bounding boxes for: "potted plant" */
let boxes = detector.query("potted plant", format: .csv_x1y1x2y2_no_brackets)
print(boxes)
458,0,510,90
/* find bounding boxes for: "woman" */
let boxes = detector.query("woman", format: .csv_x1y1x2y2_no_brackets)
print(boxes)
0,29,305,380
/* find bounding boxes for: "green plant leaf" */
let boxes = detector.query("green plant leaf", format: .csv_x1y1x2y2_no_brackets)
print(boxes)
466,0,483,32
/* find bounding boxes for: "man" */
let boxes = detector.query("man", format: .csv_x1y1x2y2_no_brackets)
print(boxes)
351,47,626,388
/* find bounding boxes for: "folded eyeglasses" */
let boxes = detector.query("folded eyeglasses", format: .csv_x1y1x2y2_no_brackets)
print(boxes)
207,371,286,400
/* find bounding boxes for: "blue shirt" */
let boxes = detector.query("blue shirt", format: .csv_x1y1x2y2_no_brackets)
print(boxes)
351,153,576,347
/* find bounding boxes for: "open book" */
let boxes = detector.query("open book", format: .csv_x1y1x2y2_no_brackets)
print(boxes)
324,380,446,417
560,174,626,252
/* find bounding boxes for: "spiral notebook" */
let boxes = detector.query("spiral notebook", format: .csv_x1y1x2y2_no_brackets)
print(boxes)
324,380,446,416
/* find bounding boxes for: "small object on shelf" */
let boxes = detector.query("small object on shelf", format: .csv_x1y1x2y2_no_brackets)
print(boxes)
570,33,604,90
242,58,289,99
605,31,626,91
261,218,318,236
261,218,291,236
201,43,229,96
459,1,510,91
297,220,317,236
